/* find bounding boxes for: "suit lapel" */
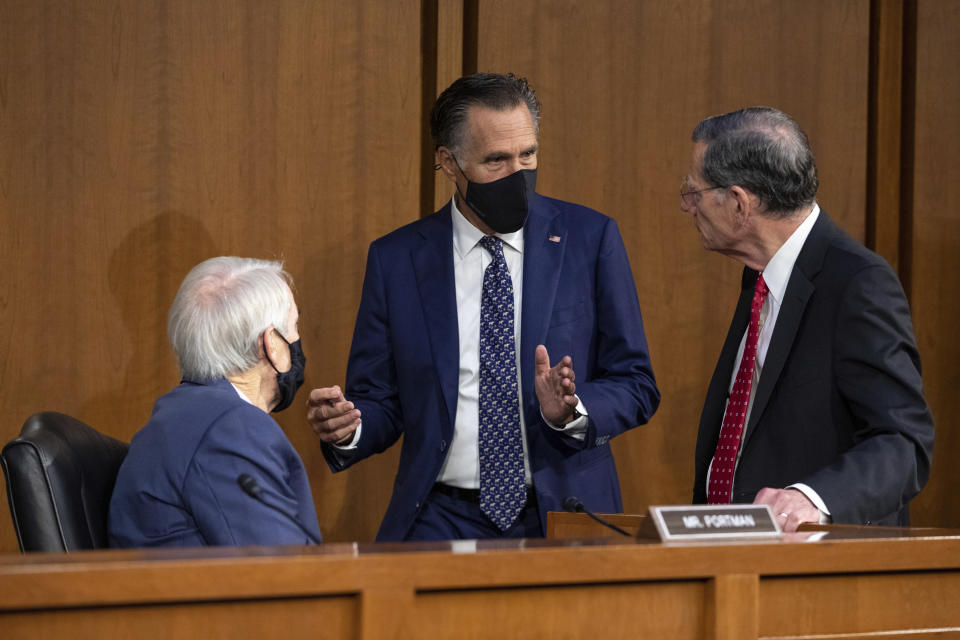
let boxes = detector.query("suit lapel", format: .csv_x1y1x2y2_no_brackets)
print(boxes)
519,196,565,401
741,212,833,447
411,206,459,433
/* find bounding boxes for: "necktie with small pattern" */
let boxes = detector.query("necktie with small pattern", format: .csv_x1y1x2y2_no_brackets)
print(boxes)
477,235,527,530
708,273,769,504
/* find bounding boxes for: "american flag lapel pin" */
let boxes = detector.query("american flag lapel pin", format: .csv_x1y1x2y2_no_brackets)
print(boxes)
548,235,561,243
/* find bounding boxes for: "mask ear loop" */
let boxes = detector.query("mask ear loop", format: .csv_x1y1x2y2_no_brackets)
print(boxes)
450,156,472,211
262,328,291,375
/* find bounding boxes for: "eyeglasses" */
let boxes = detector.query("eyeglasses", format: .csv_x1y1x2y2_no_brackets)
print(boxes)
680,183,726,208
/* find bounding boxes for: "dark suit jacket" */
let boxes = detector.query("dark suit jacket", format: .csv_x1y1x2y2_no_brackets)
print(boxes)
323,194,660,541
693,211,934,525
109,378,322,547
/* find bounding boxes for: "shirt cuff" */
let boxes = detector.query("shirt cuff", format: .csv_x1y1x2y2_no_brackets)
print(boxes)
332,422,362,450
541,397,588,441
788,482,832,524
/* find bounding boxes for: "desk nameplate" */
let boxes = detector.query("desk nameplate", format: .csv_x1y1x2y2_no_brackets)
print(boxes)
648,504,782,541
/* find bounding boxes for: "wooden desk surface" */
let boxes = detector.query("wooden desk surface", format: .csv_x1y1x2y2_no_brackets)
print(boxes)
2,523,960,639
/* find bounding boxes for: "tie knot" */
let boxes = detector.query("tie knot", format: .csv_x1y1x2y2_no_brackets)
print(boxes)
754,273,769,298
480,235,504,258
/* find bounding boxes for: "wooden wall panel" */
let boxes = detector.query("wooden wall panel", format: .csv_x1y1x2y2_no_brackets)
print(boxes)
0,0,421,552
867,0,905,271
905,0,960,527
474,0,870,515
1,0,956,557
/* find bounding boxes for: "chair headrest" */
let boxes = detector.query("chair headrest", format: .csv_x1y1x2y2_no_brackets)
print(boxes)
1,412,128,552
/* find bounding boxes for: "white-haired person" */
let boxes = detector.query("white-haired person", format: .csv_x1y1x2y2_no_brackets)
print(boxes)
109,257,322,547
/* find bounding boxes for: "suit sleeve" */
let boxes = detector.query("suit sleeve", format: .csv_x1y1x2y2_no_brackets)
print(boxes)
184,408,322,546
322,240,405,471
803,263,934,523
557,217,660,450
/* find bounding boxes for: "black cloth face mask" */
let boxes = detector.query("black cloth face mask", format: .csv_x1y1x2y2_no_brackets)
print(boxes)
265,331,306,413
456,163,537,234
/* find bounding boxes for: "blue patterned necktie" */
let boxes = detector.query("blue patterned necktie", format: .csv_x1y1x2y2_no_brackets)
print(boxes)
478,235,527,531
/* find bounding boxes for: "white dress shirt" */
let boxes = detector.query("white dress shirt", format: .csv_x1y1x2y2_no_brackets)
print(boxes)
708,204,831,519
438,197,586,488
337,197,588,488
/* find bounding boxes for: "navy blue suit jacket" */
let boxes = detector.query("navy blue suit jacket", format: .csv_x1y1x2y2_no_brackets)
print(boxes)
323,194,659,541
693,212,934,525
109,378,322,547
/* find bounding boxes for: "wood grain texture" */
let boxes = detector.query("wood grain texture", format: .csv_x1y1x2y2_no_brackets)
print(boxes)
416,581,706,639
0,597,356,639
545,510,649,538
473,0,870,518
709,574,759,640
0,0,421,551
1,0,957,556
867,0,904,270
760,573,960,637
432,0,465,211
906,0,960,528
1,529,959,639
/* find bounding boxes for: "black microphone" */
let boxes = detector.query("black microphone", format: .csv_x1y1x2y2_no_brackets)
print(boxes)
563,496,632,537
237,473,321,545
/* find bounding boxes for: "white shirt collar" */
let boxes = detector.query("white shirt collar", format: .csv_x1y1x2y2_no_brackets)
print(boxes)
760,204,820,305
230,381,255,405
451,196,524,259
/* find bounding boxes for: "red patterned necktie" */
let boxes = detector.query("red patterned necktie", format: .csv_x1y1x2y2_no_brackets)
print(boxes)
708,274,769,504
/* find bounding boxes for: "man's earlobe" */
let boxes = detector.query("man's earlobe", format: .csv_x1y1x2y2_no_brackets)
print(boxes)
436,148,451,170
436,148,461,184
261,326,276,360
730,186,753,215
724,186,749,227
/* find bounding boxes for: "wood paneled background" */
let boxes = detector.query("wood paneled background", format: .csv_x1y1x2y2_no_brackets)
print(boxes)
907,0,960,527
471,0,871,524
0,0,955,553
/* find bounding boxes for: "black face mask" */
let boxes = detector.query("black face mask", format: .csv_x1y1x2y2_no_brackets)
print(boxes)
457,164,537,234
265,331,306,413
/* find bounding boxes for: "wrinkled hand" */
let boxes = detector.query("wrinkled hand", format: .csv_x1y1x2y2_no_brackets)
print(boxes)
534,345,578,425
753,487,819,533
306,385,361,445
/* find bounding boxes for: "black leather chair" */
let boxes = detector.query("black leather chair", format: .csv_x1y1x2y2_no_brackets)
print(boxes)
1,412,128,552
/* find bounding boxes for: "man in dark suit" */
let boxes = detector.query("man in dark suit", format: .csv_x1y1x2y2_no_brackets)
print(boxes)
684,107,934,531
308,73,659,541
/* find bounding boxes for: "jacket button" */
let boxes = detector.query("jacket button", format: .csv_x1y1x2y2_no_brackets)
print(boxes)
440,439,447,451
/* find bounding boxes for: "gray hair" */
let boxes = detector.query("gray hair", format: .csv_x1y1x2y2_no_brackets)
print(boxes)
168,257,293,381
430,72,541,157
692,106,819,217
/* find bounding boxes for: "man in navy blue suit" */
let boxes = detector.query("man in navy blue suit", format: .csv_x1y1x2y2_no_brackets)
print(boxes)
110,257,321,547
308,73,659,541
